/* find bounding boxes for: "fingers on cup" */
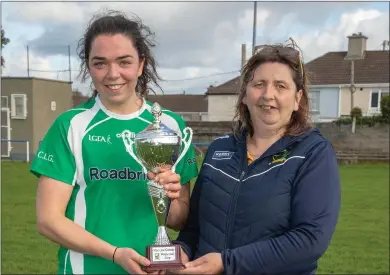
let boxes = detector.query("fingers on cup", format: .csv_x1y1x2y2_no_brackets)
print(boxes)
164,183,181,192
166,190,180,199
147,172,156,180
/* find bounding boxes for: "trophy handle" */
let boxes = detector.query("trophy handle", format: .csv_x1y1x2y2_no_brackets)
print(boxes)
171,127,193,174
121,130,147,174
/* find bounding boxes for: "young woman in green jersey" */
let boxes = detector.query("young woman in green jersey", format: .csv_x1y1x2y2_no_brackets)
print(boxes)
30,10,198,275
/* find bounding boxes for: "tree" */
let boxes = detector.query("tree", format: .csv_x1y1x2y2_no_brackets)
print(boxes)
350,107,362,119
380,94,389,120
1,28,10,67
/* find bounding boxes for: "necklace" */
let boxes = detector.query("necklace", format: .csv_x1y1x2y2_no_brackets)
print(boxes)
248,150,263,161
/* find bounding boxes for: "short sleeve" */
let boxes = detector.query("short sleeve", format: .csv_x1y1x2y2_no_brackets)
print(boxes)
30,115,77,185
174,126,198,185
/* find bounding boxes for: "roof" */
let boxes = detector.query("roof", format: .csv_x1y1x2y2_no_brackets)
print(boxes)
207,50,389,95
206,77,240,95
2,76,72,84
306,50,389,85
146,94,208,113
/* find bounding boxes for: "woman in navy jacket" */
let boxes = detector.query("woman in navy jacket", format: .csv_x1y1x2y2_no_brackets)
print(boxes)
172,39,341,275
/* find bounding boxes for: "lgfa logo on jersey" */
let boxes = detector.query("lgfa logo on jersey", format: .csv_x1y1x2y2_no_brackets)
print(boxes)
88,134,111,144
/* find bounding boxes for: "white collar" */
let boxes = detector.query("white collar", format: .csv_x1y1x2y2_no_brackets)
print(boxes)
95,95,146,120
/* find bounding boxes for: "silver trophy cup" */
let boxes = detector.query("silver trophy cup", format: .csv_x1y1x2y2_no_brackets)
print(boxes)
121,102,193,271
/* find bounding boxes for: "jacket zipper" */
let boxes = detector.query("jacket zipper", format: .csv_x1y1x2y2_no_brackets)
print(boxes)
223,139,299,249
224,171,246,249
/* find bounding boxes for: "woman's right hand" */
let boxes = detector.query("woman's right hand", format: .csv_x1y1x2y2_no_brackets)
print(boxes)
114,248,151,274
163,248,190,274
36,176,152,274
180,248,190,265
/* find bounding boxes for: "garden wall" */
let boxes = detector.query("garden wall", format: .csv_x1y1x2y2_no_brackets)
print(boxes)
186,121,389,153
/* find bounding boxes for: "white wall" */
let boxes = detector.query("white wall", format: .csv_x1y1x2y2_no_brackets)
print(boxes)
340,86,390,116
308,87,340,122
208,95,238,121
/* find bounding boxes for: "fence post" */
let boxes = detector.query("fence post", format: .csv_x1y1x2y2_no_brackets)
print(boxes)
26,141,30,163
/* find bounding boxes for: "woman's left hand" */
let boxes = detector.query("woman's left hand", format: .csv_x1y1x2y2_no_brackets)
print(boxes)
147,166,181,200
171,253,224,274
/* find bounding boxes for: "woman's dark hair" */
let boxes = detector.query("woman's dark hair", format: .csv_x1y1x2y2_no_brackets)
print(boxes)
232,39,312,138
76,10,162,97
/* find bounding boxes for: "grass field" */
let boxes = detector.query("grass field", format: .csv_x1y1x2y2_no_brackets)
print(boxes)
1,161,389,274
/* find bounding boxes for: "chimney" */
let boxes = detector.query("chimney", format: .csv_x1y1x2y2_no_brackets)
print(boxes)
241,44,246,69
345,32,368,60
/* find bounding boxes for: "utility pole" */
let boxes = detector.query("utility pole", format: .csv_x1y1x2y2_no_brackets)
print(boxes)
27,45,30,77
68,45,72,82
350,60,356,133
350,60,355,109
383,40,389,50
252,1,257,55
241,44,246,69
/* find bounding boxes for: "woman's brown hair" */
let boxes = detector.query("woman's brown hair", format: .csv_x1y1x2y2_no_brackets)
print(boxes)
76,10,162,98
232,39,312,138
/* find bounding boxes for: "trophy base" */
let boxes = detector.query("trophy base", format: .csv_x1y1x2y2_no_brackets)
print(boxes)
142,244,185,272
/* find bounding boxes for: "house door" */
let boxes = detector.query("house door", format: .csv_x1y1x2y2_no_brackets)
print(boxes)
1,107,11,157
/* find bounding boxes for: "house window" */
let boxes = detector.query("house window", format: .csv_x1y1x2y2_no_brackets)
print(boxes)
11,94,28,119
309,91,320,112
1,96,8,108
370,91,379,108
370,89,389,111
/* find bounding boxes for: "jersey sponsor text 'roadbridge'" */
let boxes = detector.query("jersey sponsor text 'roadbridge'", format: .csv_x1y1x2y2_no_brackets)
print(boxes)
89,167,147,181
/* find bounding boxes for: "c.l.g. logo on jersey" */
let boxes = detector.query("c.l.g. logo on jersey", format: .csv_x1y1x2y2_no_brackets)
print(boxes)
212,151,234,160
37,151,54,163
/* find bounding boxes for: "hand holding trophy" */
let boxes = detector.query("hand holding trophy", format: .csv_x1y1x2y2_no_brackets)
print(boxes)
122,102,193,272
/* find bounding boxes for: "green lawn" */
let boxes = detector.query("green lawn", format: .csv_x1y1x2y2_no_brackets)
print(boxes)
1,161,389,274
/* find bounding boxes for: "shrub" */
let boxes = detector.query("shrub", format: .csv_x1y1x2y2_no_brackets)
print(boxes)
350,107,363,119
334,115,387,126
380,94,389,120
335,117,352,125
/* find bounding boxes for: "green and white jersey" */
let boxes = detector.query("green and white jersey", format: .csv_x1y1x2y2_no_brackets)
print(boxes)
30,96,198,275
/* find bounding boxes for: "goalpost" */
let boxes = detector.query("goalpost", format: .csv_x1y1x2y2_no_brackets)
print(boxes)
0,139,30,162
1,106,30,162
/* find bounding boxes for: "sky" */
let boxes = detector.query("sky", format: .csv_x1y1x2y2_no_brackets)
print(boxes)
1,1,389,96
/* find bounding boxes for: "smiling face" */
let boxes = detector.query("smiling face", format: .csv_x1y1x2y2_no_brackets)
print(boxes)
242,62,302,133
88,34,144,107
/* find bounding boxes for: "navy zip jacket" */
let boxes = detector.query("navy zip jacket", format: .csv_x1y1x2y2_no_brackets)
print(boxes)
174,128,341,275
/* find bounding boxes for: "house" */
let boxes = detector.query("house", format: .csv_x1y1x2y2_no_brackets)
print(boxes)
205,81,240,122
146,93,208,121
306,32,389,121
206,32,389,122
72,93,209,121
1,77,73,160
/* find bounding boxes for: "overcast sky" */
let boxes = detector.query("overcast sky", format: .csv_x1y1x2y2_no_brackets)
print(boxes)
2,1,389,96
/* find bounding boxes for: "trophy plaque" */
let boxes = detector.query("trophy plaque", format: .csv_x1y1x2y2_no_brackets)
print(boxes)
121,102,193,271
